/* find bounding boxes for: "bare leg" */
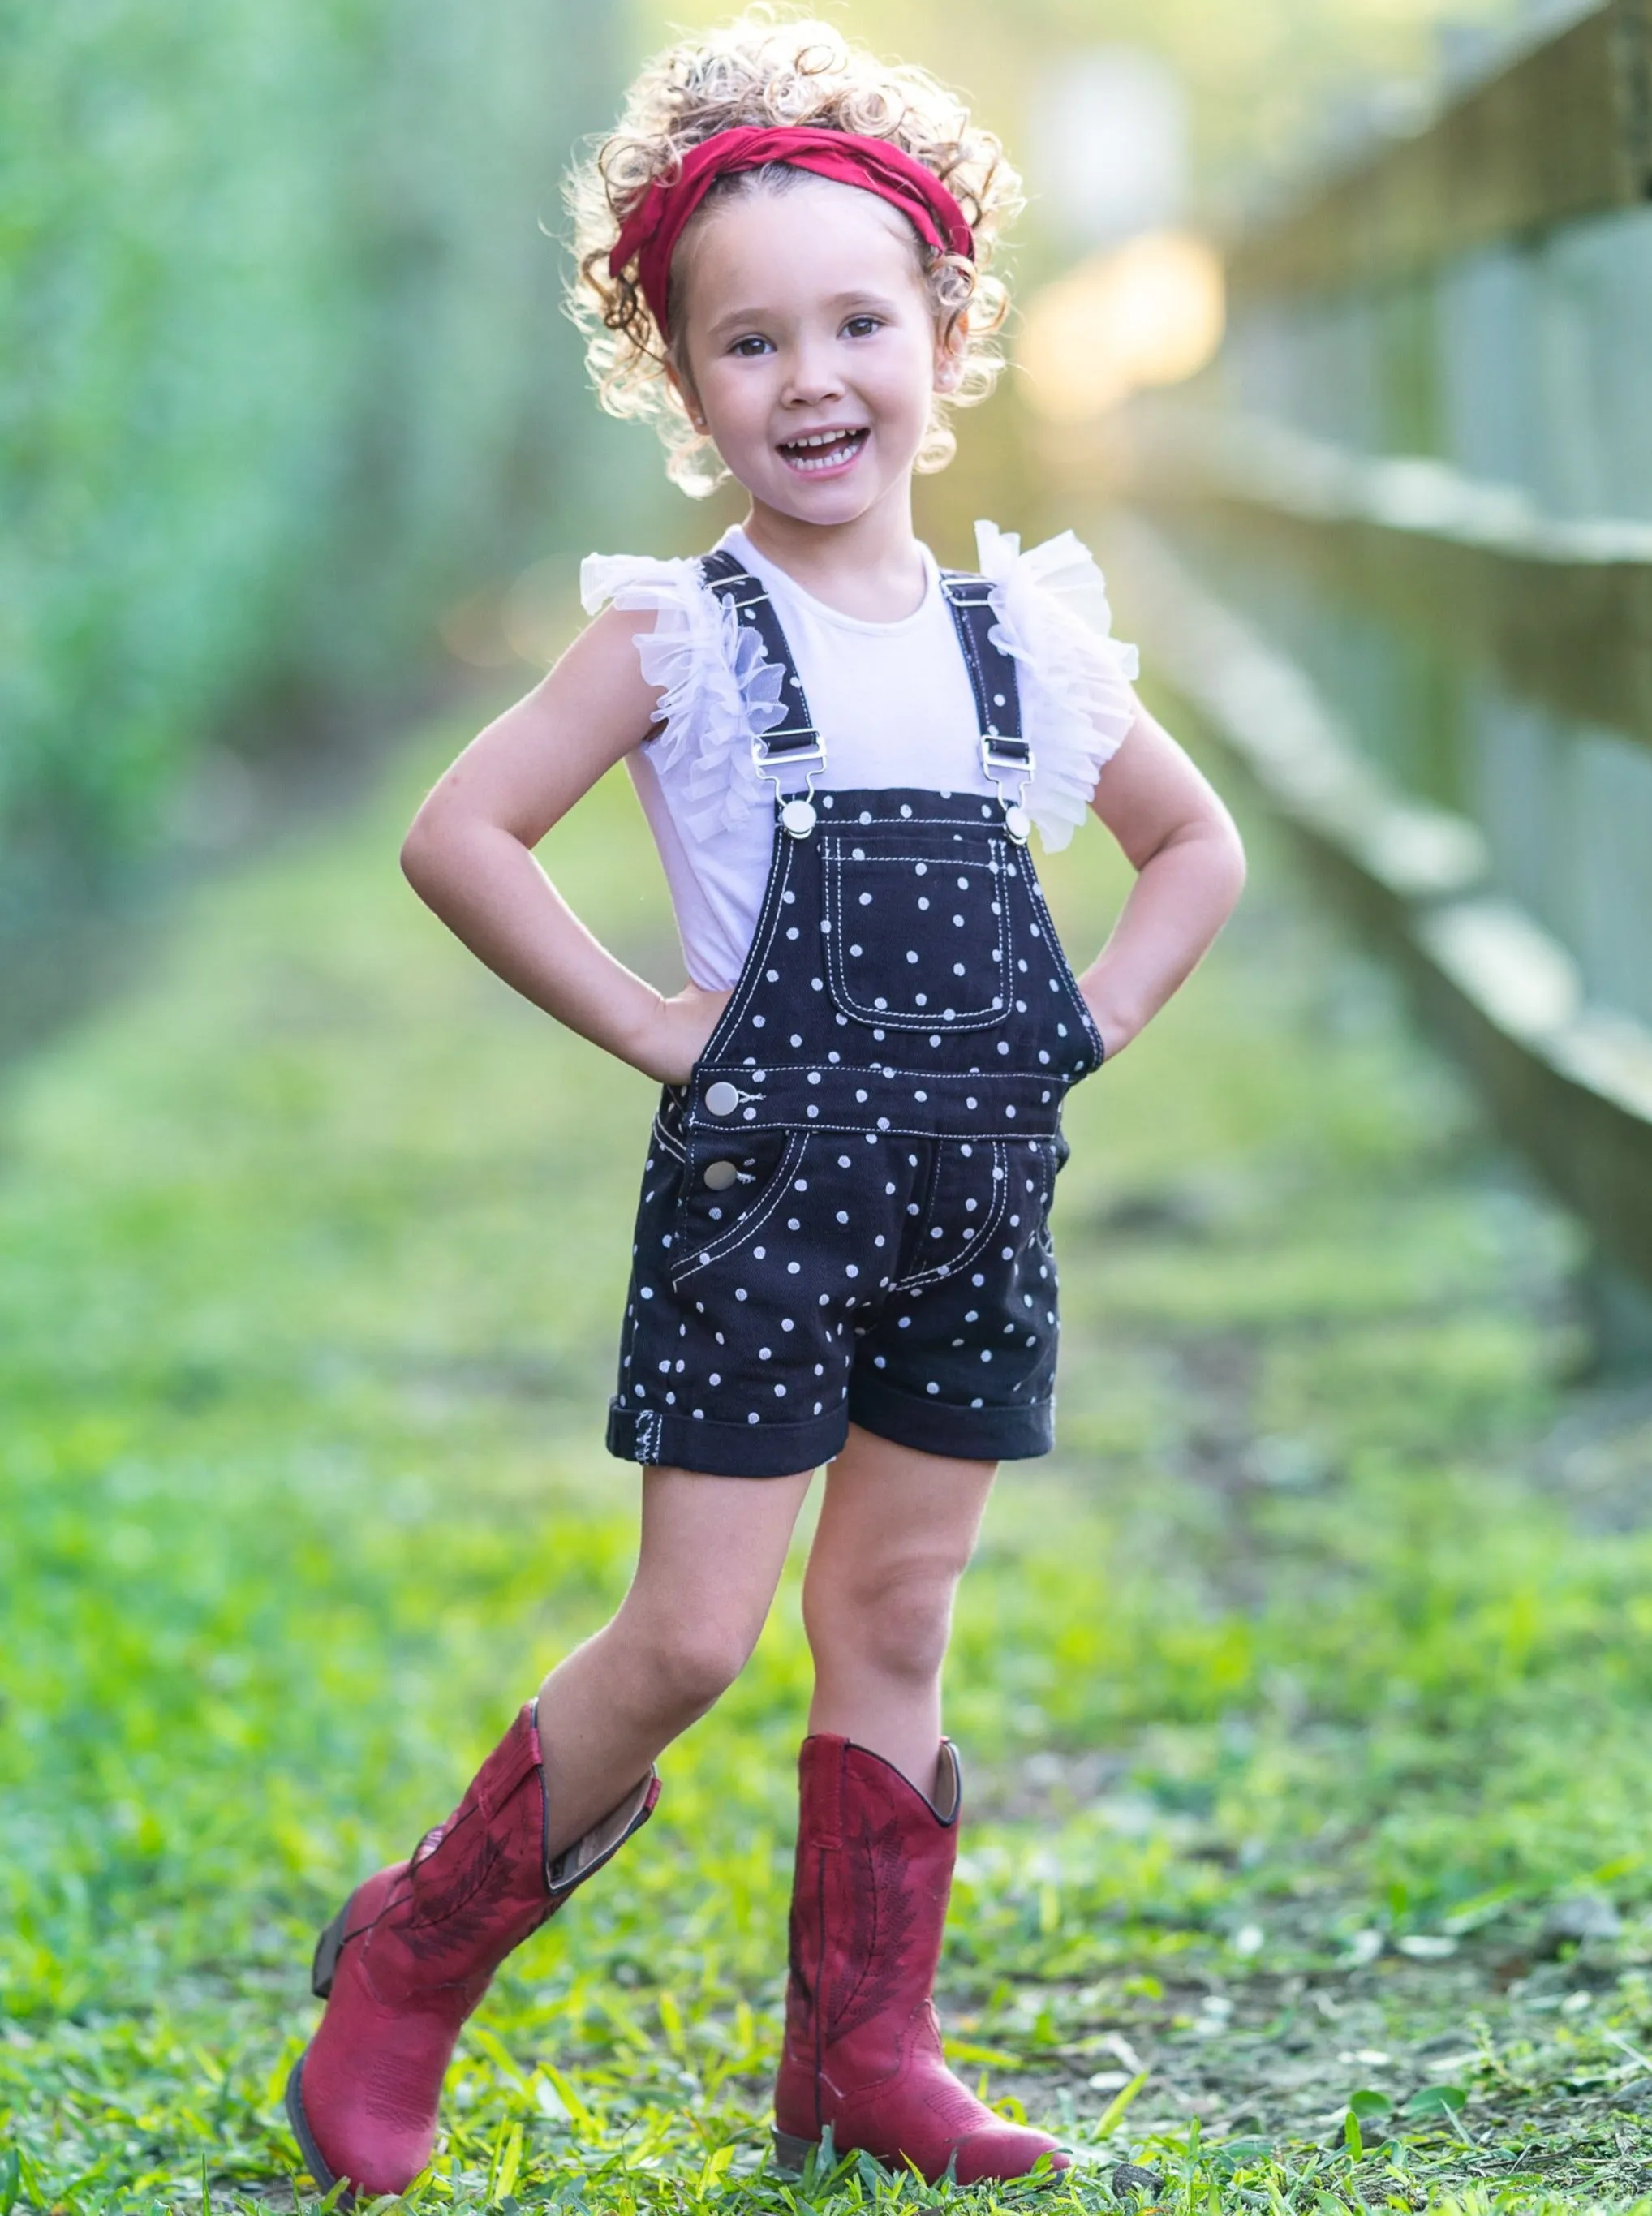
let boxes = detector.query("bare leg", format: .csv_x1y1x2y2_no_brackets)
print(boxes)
801,1424,998,1794
534,1464,812,1857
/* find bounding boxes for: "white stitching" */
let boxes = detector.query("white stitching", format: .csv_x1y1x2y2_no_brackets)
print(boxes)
820,812,1007,831
649,1111,688,1164
721,1119,1059,1142
1024,865,1106,1068
690,1064,1045,1086
693,837,797,1070
823,850,1012,1031
821,846,1005,866
672,1131,810,1284
634,1408,665,1464
891,1141,1010,1293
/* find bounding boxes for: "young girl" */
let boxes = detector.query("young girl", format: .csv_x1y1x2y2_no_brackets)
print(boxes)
285,15,1244,2199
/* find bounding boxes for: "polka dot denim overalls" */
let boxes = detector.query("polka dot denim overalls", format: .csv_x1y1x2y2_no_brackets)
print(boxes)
607,550,1105,1478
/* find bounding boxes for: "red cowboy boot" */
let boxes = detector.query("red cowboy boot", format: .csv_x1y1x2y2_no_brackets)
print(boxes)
772,1734,1069,2185
286,1700,658,2201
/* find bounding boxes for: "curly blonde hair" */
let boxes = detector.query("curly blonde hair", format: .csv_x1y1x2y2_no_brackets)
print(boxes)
566,10,1022,497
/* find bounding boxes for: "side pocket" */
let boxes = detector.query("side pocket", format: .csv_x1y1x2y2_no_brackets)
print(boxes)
1030,1133,1068,1255
650,1085,688,1165
626,1104,690,1297
669,1129,810,1286
892,1140,1008,1291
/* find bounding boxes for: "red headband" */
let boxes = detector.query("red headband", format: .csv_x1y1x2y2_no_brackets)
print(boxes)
609,126,975,340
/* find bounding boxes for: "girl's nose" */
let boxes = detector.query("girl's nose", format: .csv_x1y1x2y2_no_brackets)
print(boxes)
781,344,845,408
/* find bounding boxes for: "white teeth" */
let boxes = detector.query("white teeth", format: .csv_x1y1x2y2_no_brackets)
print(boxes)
782,428,866,471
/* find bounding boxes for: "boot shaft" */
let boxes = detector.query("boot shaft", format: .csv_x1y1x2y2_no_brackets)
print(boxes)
319,1703,659,2009
784,1736,960,2067
398,1704,553,1982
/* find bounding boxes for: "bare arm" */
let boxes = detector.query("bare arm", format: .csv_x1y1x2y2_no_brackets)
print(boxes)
399,607,728,1085
1077,698,1246,1058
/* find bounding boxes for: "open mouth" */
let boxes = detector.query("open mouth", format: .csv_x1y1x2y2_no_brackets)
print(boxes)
777,426,869,475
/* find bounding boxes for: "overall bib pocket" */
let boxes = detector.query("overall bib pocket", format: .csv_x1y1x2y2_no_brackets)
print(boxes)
822,822,1012,1031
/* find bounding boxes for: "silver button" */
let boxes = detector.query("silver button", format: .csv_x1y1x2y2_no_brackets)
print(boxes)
781,798,817,838
704,1081,741,1116
703,1160,738,1191
1005,804,1031,845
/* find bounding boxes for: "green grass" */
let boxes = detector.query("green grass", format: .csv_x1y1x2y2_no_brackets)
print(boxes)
5,696,1652,2213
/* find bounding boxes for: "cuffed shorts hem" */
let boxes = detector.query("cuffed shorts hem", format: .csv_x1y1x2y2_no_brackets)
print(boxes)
845,1370,1054,1462
606,1398,849,1479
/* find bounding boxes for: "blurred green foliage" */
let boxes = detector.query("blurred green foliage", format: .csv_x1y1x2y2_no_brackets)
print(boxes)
2,1,625,906
2,0,1529,919
635,0,1519,233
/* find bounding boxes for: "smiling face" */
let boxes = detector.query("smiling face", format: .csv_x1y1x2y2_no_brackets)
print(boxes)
669,173,962,531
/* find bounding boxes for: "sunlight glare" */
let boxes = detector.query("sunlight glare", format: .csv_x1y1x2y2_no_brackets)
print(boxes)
1018,231,1225,424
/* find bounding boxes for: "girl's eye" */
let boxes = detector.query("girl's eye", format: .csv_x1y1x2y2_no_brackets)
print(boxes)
729,334,773,358
843,315,883,338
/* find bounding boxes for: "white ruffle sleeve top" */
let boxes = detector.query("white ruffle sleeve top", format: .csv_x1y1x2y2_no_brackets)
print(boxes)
580,521,1139,990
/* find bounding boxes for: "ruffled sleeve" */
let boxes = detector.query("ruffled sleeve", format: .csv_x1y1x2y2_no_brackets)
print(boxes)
973,521,1140,850
579,552,788,841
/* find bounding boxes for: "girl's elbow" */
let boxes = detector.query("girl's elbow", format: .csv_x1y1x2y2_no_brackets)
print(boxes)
1220,812,1247,898
400,805,448,900
1195,795,1245,905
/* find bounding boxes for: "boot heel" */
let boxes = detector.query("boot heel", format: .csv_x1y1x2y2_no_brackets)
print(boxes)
771,2128,816,2175
286,2053,347,2202
311,1903,349,1999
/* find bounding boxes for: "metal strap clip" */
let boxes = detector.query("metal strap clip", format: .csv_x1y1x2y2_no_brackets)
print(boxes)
752,728,825,836
980,731,1034,842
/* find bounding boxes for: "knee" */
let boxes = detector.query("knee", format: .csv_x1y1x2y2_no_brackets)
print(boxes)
622,1608,758,1723
803,1547,968,1687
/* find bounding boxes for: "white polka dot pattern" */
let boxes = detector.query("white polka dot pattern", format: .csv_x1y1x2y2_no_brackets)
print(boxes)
604,782,1095,1474
610,1110,1067,1475
606,570,1100,1479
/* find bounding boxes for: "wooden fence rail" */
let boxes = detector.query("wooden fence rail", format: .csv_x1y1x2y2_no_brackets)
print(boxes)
1104,0,1652,1302
1228,0,1652,298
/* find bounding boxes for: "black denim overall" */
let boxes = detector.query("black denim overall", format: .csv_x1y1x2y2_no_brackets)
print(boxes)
606,549,1104,1478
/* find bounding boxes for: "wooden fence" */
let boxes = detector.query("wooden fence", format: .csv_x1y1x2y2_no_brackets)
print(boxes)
1099,0,1652,1310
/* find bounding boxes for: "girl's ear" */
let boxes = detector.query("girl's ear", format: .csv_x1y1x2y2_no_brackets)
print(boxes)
665,359,709,436
934,312,969,395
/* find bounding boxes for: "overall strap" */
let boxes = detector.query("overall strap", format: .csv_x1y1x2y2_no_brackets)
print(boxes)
939,571,1030,802
698,549,824,799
